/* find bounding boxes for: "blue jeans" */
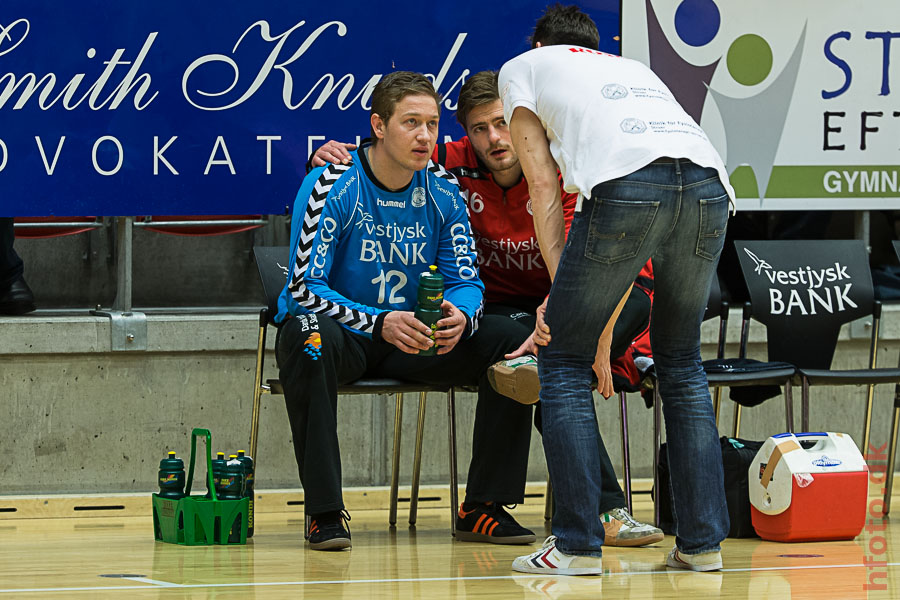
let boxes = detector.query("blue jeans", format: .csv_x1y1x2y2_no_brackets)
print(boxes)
540,159,730,556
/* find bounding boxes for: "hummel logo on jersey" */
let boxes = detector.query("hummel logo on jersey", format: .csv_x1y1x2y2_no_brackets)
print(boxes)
377,198,406,208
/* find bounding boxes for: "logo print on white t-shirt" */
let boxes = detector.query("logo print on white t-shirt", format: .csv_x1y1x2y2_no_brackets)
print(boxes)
602,84,628,100
620,118,647,134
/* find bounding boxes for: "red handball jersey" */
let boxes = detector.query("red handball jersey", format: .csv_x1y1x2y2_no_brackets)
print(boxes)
435,137,655,389
434,137,577,307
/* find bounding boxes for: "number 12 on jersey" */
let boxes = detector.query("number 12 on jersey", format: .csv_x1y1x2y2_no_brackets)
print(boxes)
371,270,408,304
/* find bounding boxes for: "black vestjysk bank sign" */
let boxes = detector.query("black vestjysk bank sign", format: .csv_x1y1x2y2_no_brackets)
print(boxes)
0,2,620,217
736,240,873,369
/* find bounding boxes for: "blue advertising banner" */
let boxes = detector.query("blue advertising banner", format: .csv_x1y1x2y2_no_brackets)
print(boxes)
0,2,619,216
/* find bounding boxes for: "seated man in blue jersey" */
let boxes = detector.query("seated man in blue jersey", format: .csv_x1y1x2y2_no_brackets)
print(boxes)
275,71,536,550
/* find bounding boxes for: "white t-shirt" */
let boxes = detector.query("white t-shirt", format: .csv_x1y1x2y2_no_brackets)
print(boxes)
499,45,735,211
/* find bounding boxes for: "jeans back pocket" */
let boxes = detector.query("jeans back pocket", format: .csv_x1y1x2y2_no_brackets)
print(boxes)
696,194,729,261
585,197,660,264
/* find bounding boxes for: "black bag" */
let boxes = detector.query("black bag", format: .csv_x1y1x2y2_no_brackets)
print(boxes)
655,436,763,538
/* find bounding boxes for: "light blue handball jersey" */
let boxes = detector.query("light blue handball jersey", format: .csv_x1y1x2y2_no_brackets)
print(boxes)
275,143,485,338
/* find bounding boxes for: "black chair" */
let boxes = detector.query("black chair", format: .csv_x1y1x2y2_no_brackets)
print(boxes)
704,301,798,438
249,246,460,532
736,239,900,515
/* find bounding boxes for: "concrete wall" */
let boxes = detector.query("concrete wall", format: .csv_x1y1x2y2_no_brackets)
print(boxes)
2,307,899,496
13,217,291,309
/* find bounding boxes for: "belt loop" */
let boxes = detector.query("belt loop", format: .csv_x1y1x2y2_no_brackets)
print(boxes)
673,158,681,176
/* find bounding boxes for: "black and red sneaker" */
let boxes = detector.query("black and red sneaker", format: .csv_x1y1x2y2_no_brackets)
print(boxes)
455,502,536,544
306,509,351,550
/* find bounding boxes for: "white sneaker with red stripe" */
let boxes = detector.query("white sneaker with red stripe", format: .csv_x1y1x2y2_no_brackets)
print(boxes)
511,536,604,576
665,546,723,572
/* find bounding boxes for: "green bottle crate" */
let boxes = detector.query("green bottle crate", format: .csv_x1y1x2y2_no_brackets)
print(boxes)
152,428,250,545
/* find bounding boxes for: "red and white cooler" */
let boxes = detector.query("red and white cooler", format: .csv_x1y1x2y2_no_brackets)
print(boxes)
748,432,868,542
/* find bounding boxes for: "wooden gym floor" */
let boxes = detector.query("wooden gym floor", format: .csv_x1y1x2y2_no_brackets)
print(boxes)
1,484,898,599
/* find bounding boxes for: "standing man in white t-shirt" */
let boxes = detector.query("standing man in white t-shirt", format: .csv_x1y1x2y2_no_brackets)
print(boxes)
499,4,732,575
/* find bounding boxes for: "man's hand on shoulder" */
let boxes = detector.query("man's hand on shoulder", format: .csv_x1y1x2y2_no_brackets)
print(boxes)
434,300,466,355
311,140,357,167
381,311,435,354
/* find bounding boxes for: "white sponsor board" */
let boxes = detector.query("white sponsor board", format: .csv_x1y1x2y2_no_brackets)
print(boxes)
623,0,900,210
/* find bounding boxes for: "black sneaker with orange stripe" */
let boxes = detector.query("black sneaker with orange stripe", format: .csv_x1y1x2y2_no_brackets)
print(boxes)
455,502,536,544
306,509,351,550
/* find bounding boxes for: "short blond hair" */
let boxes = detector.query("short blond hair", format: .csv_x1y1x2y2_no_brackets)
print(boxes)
370,71,441,137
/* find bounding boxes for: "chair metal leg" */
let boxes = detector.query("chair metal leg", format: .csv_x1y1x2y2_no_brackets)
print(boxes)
653,387,662,528
619,391,633,515
784,380,794,433
544,478,554,521
801,378,810,432
389,392,404,527
448,388,459,536
249,316,268,460
863,383,875,456
409,391,427,526
864,314,881,463
884,404,900,516
732,403,742,438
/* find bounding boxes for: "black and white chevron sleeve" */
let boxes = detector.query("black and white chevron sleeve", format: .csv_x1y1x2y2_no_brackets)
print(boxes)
288,164,379,334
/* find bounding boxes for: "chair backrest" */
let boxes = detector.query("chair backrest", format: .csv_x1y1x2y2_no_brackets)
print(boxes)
735,239,874,369
703,274,724,322
703,274,731,360
14,216,101,239
252,246,291,324
138,215,264,236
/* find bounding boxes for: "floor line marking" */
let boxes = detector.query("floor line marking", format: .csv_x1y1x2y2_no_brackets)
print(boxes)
123,577,182,587
0,586,160,594
2,561,898,594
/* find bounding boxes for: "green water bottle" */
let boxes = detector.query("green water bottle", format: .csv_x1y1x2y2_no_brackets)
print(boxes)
207,452,227,498
220,455,246,543
216,455,245,500
157,451,185,499
237,450,255,537
414,265,444,356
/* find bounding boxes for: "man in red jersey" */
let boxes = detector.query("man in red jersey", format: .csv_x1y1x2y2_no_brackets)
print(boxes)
311,71,661,547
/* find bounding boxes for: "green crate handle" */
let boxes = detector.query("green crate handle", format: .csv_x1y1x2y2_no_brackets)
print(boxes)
185,427,217,500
